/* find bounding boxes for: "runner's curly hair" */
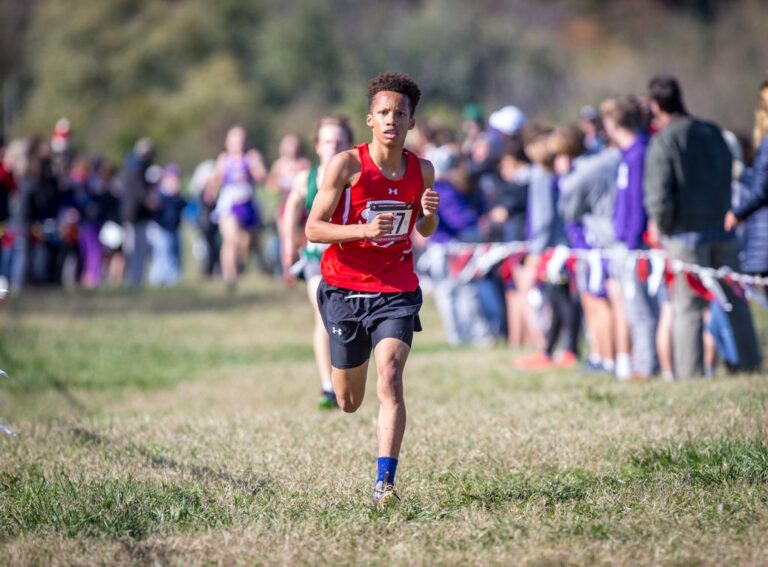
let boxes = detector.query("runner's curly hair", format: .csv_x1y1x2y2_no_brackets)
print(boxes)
367,72,421,116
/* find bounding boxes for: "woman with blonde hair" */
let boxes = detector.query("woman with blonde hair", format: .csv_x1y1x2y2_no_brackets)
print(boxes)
725,81,768,223
724,80,768,280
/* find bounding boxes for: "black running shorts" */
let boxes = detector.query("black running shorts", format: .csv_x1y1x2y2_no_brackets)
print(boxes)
317,280,423,369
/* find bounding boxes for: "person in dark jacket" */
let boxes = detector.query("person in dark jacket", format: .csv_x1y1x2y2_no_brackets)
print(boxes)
117,138,156,286
644,75,761,378
725,80,768,278
483,137,529,243
148,164,186,286
484,138,532,348
14,137,60,288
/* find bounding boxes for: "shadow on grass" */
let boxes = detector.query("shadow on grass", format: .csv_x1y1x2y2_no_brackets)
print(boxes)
0,341,91,412
69,426,269,495
1,285,282,318
0,425,272,541
2,435,766,545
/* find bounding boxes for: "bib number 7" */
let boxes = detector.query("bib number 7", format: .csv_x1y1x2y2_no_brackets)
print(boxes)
366,201,414,242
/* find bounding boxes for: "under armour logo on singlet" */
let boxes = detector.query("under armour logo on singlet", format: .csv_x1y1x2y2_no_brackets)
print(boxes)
331,326,343,336
388,188,398,195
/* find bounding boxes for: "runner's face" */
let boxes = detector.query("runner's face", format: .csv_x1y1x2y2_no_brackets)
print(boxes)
366,91,414,147
226,127,246,154
315,124,350,165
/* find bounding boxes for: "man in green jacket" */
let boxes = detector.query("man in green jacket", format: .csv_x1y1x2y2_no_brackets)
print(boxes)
644,75,761,379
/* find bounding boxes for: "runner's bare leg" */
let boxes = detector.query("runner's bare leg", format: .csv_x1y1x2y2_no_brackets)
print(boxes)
332,362,369,413
373,338,410,459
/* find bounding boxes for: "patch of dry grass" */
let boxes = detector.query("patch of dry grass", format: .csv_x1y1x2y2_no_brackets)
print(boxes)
1,276,767,565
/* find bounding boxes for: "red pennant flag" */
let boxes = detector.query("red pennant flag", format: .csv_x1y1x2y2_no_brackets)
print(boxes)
449,249,473,277
684,271,713,302
636,257,650,281
535,249,555,283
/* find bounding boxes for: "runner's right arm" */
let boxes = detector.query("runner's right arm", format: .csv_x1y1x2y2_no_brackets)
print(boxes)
305,152,394,244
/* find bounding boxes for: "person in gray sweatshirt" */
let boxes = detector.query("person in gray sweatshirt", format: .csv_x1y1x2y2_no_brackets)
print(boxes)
556,128,625,378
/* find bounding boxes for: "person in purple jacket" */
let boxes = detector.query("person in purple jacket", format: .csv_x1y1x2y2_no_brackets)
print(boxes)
601,95,659,379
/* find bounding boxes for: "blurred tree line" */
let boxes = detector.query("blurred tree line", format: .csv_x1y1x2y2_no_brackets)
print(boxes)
1,0,765,169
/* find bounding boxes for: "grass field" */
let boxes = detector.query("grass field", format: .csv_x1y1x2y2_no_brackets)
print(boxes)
1,275,767,566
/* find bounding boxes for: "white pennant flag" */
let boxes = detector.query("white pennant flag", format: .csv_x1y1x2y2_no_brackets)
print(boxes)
648,253,666,297
699,270,732,312
587,249,603,294
623,254,637,299
546,245,571,284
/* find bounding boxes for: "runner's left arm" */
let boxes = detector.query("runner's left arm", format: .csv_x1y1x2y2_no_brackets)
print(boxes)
416,159,439,237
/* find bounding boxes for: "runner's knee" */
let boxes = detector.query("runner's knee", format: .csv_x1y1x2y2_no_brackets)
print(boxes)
376,363,403,403
338,394,363,413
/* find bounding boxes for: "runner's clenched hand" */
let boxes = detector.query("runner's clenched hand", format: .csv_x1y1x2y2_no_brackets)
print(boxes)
364,213,395,238
421,188,440,217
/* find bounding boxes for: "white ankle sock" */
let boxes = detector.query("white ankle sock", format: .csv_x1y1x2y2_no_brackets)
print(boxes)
615,353,632,380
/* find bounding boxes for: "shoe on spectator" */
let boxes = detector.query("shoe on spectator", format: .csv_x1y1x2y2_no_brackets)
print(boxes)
514,351,554,370
628,373,653,383
582,358,605,374
556,351,578,368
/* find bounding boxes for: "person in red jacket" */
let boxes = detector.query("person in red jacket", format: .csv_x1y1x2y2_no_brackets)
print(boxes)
306,72,440,506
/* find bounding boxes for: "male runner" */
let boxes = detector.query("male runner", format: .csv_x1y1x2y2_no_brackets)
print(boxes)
305,72,440,506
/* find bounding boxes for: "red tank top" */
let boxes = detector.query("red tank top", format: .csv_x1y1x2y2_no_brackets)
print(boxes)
321,143,424,292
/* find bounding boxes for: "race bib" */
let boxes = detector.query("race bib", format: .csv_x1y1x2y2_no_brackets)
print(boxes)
365,201,413,242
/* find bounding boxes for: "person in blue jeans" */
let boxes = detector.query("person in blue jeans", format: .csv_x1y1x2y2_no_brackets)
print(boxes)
149,164,186,286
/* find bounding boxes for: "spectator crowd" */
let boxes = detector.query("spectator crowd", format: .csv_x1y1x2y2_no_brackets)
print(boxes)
1,75,766,382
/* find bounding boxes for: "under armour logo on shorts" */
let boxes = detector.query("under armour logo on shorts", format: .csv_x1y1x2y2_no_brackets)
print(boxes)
388,188,398,195
331,326,343,336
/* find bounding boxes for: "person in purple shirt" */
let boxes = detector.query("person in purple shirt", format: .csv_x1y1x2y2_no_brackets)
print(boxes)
614,138,647,249
601,95,659,379
430,151,480,245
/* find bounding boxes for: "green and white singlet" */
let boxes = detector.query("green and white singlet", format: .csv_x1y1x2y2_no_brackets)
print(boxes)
302,165,329,265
